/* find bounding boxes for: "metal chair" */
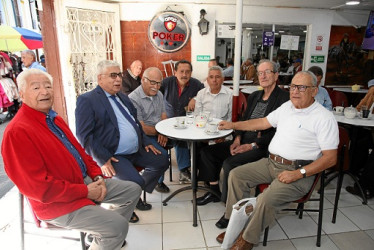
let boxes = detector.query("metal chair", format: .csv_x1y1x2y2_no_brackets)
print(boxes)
162,60,178,77
19,192,86,250
257,171,325,247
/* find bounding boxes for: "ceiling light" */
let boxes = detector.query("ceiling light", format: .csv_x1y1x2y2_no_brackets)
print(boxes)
303,30,307,33
346,1,360,5
279,30,285,33
246,27,253,30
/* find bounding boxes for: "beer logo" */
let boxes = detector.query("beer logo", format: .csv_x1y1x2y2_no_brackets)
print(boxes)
164,16,177,32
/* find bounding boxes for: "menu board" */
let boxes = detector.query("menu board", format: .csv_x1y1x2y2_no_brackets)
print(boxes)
280,35,299,50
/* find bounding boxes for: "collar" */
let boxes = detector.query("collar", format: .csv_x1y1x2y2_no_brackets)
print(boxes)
21,104,53,123
291,100,318,114
46,109,58,120
139,86,153,100
127,68,138,80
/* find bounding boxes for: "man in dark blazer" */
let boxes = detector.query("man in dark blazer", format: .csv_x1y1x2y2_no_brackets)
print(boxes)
75,60,169,215
196,60,289,217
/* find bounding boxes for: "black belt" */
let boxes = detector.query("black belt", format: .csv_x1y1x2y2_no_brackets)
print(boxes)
269,153,313,169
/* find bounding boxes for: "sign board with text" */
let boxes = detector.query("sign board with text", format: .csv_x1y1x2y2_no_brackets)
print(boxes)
280,35,299,50
263,31,274,46
217,25,235,38
310,55,325,63
197,55,211,61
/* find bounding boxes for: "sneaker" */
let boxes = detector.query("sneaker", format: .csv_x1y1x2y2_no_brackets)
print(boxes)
155,182,170,193
179,169,191,184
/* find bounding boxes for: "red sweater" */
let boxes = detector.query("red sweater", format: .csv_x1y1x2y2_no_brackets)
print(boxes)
2,104,102,220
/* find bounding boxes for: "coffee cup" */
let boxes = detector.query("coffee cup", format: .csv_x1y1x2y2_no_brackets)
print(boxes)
176,117,186,128
362,105,370,119
206,122,218,134
333,106,344,114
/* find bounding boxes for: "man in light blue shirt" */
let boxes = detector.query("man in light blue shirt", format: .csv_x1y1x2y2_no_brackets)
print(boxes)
21,50,46,72
308,66,332,111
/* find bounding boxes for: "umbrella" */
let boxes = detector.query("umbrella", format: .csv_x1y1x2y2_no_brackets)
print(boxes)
0,25,43,52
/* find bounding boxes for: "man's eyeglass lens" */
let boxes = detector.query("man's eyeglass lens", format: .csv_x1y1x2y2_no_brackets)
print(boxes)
145,77,161,86
289,84,313,92
109,73,123,79
257,70,273,76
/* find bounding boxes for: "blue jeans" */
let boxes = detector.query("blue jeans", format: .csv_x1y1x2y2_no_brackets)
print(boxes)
174,141,190,171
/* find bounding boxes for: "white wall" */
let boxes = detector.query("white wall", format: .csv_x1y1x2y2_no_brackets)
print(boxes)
120,3,368,81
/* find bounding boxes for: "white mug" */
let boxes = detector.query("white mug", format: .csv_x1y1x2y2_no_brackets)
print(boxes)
206,122,218,133
176,117,186,128
333,106,344,114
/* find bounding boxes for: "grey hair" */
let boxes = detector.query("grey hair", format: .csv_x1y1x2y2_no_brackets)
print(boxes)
208,65,224,77
21,50,36,59
294,71,318,87
257,59,277,72
97,60,121,75
143,67,163,80
17,69,53,92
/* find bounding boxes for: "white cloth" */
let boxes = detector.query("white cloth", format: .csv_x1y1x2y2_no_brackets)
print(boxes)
194,85,233,121
0,78,19,102
266,100,339,161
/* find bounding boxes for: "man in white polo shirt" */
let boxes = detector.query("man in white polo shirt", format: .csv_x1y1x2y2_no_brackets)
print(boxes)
216,71,339,250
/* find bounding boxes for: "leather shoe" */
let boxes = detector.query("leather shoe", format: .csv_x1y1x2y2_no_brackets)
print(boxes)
136,198,152,211
129,212,139,223
155,182,170,193
216,231,225,244
196,192,220,206
230,233,253,250
215,215,229,229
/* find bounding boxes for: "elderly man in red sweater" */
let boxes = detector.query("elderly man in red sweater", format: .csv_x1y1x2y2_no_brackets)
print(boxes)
1,69,141,250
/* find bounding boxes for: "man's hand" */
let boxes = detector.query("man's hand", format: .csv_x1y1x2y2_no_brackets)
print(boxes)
277,170,301,184
214,138,225,144
187,98,196,111
101,157,118,177
87,178,106,202
231,144,252,155
145,144,161,155
219,121,233,130
158,134,168,147
229,139,241,155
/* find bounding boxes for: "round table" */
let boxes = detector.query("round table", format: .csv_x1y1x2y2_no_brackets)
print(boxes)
155,117,233,227
223,80,253,85
333,87,368,94
334,113,374,127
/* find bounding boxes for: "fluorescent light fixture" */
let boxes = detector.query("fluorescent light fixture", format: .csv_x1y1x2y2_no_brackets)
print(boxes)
303,30,307,33
279,30,285,33
274,33,279,35
246,27,253,30
346,1,360,5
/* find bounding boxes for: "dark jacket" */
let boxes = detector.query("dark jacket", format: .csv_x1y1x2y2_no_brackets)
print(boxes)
121,70,141,95
237,85,289,150
160,76,204,117
75,85,151,166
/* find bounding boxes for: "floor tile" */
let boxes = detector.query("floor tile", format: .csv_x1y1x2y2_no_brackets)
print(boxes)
201,220,225,248
259,222,288,242
198,201,226,221
329,231,374,250
365,229,374,241
277,213,324,239
291,235,339,250
309,208,360,234
162,201,194,223
324,191,362,208
125,223,162,250
254,239,296,250
134,202,162,224
163,221,205,249
339,205,374,230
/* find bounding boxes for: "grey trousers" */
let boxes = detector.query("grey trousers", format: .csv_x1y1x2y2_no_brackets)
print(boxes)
47,177,141,250
224,158,314,244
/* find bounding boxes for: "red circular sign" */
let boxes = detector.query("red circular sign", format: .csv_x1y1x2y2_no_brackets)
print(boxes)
148,11,191,53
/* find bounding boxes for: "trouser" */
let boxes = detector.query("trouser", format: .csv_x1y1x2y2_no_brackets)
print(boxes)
174,141,190,171
47,177,141,250
112,145,169,193
147,136,169,183
224,158,314,244
198,140,266,201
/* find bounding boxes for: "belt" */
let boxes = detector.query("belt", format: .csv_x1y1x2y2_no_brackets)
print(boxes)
269,153,294,165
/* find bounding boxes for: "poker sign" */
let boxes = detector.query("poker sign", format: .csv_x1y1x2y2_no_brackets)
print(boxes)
148,11,191,53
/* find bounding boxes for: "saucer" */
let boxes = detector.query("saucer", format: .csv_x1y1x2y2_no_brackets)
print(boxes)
205,130,219,135
334,111,344,116
174,124,187,129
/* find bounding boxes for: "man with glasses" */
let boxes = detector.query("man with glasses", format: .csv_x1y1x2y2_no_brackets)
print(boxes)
75,60,169,222
216,71,338,250
129,67,170,193
161,60,204,184
196,60,288,210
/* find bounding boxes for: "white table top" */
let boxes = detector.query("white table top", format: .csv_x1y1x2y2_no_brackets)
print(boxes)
334,113,374,127
224,80,253,85
333,87,368,94
155,117,233,141
241,86,263,94
279,72,293,76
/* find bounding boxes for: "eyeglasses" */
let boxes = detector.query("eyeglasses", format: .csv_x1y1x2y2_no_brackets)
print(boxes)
257,69,274,77
144,77,162,86
289,84,315,92
102,72,123,79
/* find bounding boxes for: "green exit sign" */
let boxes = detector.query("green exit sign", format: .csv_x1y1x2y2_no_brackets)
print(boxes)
197,55,211,61
310,55,325,63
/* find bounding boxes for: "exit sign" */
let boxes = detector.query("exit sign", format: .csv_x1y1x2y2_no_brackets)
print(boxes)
310,55,325,63
197,55,210,61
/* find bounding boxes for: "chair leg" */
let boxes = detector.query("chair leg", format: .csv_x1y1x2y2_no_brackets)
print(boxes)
19,192,25,250
346,171,368,205
316,171,325,247
168,149,173,182
332,171,344,223
80,232,86,250
143,191,147,203
263,226,269,246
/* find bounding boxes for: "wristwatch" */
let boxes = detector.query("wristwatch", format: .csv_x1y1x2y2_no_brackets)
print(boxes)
251,142,258,150
94,175,104,181
300,168,306,178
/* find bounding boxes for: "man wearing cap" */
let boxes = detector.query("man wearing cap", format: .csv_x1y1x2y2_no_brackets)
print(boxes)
293,58,302,75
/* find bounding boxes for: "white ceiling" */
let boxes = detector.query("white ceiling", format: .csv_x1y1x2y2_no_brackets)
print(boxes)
107,0,374,11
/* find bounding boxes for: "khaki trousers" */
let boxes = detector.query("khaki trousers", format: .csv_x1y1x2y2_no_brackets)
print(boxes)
224,158,314,244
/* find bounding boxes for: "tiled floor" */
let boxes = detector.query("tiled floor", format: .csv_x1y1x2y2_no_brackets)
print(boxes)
1,155,374,250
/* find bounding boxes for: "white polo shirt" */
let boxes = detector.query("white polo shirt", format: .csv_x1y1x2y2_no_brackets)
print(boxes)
267,100,339,161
